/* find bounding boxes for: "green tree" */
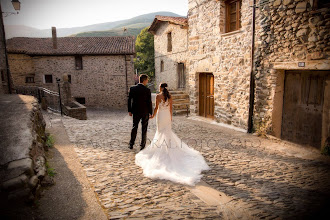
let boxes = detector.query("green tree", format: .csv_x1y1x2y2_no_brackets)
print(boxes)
135,27,155,78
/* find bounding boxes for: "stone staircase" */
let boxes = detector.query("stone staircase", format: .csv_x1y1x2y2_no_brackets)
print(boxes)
170,90,190,116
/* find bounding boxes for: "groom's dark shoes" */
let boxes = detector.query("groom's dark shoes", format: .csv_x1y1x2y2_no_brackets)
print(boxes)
128,145,133,149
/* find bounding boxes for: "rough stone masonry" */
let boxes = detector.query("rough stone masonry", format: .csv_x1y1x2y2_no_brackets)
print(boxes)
0,95,47,205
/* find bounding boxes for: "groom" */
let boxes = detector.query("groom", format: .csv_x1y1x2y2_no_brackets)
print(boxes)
128,74,153,151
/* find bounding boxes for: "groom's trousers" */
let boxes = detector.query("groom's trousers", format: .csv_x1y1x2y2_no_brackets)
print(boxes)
130,114,149,149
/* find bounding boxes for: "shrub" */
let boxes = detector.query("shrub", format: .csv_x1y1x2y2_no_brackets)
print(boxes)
46,135,55,148
321,138,330,156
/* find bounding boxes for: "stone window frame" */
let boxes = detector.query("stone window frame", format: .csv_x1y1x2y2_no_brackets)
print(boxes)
225,0,242,33
25,76,35,83
161,60,164,72
167,32,172,53
44,74,53,84
75,55,83,70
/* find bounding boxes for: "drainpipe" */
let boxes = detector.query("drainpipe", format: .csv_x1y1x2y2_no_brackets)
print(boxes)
125,54,128,96
247,0,256,133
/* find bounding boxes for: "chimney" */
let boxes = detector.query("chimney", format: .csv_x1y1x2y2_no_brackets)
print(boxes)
52,27,57,49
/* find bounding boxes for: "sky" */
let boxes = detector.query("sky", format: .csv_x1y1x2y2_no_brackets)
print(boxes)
1,0,188,29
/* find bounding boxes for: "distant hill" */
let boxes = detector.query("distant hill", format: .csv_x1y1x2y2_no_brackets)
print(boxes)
73,12,182,37
4,11,184,39
74,26,146,37
4,25,50,39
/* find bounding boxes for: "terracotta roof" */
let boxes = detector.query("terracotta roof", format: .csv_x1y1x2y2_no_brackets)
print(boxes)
148,16,188,33
7,36,135,55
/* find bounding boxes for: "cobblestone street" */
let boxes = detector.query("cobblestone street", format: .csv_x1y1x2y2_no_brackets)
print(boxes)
45,109,330,219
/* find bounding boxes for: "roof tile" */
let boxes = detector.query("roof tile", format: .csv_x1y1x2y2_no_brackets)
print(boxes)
148,16,188,33
7,36,135,55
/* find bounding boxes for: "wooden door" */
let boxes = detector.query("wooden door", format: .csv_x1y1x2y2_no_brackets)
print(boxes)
178,63,185,89
199,73,214,118
281,70,329,148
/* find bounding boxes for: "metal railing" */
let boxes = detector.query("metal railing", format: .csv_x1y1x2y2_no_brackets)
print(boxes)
15,86,62,113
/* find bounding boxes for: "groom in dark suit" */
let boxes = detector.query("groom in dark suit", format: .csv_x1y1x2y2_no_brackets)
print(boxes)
128,74,153,151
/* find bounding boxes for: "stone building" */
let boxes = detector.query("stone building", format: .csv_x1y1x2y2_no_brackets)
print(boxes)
7,34,135,108
152,0,330,149
0,4,11,94
149,16,189,91
149,16,191,115
187,0,255,128
253,0,330,149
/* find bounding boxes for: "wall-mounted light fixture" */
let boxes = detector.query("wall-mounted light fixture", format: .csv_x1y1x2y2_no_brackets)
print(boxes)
11,0,21,11
2,0,21,17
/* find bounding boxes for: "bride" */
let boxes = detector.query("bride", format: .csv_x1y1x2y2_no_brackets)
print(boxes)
135,83,210,186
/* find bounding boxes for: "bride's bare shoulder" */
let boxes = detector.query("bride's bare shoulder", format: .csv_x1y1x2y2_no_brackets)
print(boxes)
156,94,162,102
157,93,165,98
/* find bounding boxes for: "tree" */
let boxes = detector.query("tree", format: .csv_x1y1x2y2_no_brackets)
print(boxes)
135,27,154,78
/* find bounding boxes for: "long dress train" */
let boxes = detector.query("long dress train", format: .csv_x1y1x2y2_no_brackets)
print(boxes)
135,99,210,186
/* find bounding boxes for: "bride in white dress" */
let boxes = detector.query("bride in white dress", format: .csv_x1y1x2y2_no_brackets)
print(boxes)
135,83,210,186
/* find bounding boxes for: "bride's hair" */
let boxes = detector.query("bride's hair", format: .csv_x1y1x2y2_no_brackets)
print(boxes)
160,83,171,102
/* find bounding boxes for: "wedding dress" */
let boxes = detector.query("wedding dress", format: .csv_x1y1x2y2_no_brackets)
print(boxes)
135,99,210,186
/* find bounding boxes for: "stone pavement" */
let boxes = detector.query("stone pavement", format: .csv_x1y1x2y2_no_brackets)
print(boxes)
45,109,330,219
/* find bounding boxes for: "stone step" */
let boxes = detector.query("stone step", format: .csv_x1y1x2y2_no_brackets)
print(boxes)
169,90,186,95
173,109,190,116
171,94,189,99
173,99,190,104
173,103,189,110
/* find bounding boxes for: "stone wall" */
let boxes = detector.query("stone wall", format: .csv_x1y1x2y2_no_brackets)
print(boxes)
187,0,253,129
7,54,35,86
154,22,189,91
0,95,47,204
62,100,87,120
253,0,330,135
0,5,8,94
8,54,135,109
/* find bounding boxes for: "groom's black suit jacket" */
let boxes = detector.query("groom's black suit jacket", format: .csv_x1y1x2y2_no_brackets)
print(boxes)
128,83,152,116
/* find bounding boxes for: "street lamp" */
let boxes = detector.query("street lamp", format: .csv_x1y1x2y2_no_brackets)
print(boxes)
11,0,21,11
56,77,63,116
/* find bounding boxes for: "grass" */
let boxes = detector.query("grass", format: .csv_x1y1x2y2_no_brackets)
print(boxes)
321,139,330,156
46,134,55,148
45,161,56,177
33,199,40,208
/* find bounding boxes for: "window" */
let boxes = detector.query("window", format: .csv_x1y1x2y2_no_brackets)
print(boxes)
44,74,53,83
178,63,185,88
68,74,72,83
167,32,172,52
25,76,35,83
75,55,83,70
1,70,5,82
226,0,241,33
161,60,164,72
75,97,85,104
